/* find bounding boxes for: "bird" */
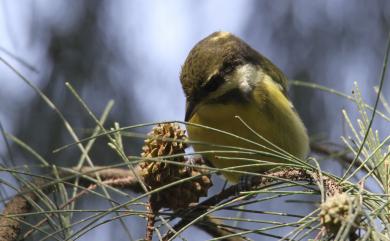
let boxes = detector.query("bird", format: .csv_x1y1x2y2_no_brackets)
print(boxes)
180,31,309,183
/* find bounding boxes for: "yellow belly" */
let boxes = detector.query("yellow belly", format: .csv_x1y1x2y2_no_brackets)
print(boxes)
187,79,309,183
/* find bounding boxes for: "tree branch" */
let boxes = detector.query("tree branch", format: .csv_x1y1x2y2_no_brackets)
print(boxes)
162,168,342,241
1,162,343,241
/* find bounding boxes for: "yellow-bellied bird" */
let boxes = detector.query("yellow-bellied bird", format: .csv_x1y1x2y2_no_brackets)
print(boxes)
180,32,309,183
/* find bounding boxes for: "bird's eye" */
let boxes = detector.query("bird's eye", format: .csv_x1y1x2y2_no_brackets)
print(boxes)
202,74,225,92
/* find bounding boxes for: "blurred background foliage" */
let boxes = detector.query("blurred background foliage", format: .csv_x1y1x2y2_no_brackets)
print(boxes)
0,1,389,240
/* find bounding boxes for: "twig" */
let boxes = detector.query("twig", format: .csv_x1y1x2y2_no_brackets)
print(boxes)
162,168,342,241
22,176,135,239
0,178,49,241
145,195,160,241
0,166,142,241
1,165,343,241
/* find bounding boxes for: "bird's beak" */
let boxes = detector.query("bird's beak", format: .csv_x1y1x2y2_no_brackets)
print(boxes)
185,99,197,121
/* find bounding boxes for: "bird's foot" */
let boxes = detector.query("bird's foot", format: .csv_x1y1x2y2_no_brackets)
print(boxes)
236,175,259,199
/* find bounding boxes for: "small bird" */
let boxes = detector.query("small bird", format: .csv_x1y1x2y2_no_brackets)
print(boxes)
180,31,309,183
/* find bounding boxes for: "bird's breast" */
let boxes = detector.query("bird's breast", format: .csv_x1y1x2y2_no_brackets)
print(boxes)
187,77,309,182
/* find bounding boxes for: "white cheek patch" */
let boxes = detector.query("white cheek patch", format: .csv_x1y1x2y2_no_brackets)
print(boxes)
233,64,262,94
206,64,262,100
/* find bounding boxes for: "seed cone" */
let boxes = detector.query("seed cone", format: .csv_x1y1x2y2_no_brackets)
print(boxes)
140,123,212,210
319,193,359,235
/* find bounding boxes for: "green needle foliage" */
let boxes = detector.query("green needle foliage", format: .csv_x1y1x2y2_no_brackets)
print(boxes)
1,35,390,241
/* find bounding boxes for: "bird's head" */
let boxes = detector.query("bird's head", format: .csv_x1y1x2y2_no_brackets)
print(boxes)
180,31,287,121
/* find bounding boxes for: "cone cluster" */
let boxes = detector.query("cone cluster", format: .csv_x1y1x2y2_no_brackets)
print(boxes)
319,193,354,234
140,123,212,210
